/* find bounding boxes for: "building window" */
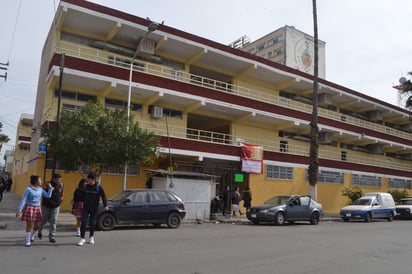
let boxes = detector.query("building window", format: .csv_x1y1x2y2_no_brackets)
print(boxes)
274,47,284,56
305,170,344,184
280,141,288,152
268,35,284,46
256,43,265,52
105,98,142,112
62,104,84,113
266,165,294,180
388,178,411,189
55,90,96,103
149,106,183,119
352,174,381,187
341,151,347,161
318,170,344,184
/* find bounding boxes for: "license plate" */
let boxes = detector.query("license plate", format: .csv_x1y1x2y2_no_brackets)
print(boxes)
251,214,256,218
346,213,351,217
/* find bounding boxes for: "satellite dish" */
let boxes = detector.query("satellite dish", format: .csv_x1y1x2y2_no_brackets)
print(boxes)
399,77,407,84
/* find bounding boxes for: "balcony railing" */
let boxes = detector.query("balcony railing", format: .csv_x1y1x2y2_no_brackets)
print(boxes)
54,42,412,149
138,120,412,172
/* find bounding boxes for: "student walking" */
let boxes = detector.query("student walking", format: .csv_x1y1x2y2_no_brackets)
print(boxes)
231,186,243,216
38,173,64,243
71,178,86,236
16,175,52,247
242,187,252,211
77,172,108,246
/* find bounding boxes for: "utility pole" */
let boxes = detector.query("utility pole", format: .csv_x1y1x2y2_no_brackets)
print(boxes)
0,61,8,81
52,53,65,175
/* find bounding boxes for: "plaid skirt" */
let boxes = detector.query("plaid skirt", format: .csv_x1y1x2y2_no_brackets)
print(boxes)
21,205,42,223
71,202,84,218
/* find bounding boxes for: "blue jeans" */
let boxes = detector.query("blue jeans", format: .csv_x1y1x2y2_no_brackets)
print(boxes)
80,208,97,238
39,206,60,239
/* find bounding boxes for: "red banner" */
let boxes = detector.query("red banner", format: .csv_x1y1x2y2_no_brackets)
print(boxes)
240,143,263,174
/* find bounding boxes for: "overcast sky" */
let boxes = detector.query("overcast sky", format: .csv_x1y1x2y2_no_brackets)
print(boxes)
1,0,412,164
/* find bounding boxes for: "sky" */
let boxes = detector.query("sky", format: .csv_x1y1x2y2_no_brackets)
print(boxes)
1,0,412,165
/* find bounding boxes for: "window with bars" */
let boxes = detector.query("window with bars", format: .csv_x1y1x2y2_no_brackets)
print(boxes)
266,165,294,180
352,174,381,187
388,178,411,189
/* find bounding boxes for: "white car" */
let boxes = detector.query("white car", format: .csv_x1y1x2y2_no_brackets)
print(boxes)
395,198,412,219
340,192,396,222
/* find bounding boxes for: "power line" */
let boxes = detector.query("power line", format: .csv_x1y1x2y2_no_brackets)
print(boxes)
7,0,23,62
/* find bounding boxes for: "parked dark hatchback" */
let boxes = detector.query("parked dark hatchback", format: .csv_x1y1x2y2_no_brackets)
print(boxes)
247,195,323,225
96,189,186,230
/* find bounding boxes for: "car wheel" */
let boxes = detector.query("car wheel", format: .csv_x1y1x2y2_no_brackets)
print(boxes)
388,211,394,222
274,212,285,225
97,213,116,231
310,212,320,225
252,221,259,225
166,212,181,228
364,212,372,223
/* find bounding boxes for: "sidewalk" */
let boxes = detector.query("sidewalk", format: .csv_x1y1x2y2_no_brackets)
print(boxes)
0,191,76,230
0,191,340,229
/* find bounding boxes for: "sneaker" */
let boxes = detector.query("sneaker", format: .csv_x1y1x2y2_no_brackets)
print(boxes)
38,232,42,240
49,238,56,243
25,242,31,247
76,232,81,237
77,238,86,246
30,234,35,242
89,236,95,244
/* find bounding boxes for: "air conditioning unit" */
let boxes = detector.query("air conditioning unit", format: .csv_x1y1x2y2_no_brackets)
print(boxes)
137,38,156,57
367,143,383,154
319,131,332,144
318,93,331,106
369,110,382,122
150,106,163,119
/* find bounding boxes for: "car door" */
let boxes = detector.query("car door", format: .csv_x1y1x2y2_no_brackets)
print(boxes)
147,191,172,222
116,191,149,224
287,196,312,220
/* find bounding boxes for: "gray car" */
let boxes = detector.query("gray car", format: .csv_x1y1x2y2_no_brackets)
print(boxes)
246,195,323,225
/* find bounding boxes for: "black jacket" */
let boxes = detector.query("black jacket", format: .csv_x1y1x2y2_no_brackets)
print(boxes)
82,183,108,211
42,183,62,209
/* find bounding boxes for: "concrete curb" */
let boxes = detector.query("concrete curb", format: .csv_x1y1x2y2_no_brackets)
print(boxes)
1,192,341,230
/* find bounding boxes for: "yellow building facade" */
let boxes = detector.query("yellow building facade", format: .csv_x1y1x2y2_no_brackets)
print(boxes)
13,0,412,213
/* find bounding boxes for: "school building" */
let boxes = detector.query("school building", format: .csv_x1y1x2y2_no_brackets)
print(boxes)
12,0,412,213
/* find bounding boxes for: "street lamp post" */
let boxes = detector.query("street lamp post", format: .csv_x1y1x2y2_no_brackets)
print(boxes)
122,20,162,191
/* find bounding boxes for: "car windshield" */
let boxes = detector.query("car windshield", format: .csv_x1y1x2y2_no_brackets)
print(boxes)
353,198,372,206
109,191,133,202
264,196,291,205
399,199,412,205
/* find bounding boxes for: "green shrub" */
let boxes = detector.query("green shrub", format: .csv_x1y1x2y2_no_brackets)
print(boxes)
388,189,409,204
342,187,363,203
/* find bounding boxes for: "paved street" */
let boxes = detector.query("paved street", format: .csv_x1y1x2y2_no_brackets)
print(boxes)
1,218,412,273
2,192,412,274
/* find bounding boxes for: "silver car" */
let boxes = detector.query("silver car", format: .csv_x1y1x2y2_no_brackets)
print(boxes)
246,195,323,225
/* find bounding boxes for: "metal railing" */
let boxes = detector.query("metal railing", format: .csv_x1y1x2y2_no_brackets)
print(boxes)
139,120,412,172
54,41,412,141
53,42,412,172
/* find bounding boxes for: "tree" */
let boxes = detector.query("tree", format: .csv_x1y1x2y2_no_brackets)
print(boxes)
399,71,412,109
388,189,409,204
342,186,363,204
0,122,10,149
308,0,320,200
42,102,159,171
